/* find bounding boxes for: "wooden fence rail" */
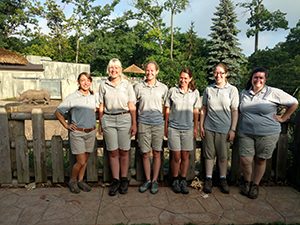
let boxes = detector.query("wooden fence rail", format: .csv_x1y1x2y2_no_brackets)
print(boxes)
0,107,299,188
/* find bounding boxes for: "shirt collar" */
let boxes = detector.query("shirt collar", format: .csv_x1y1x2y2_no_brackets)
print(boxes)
143,80,158,87
213,82,230,89
249,85,267,96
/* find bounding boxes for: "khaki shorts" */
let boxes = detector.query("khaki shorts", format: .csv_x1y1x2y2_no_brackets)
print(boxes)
101,113,132,151
138,123,164,153
70,130,96,155
168,127,194,151
203,130,229,160
238,133,280,159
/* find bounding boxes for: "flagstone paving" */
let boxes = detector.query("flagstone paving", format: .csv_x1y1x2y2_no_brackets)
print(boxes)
0,185,299,225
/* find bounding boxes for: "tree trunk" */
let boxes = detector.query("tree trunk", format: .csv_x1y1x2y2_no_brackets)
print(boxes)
170,10,174,61
254,31,259,52
76,36,80,63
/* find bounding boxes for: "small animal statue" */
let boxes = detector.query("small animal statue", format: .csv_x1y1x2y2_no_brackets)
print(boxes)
19,89,51,105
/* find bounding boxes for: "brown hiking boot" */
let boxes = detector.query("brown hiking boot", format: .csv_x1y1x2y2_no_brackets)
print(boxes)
219,178,230,194
248,182,259,199
203,178,213,194
240,180,250,196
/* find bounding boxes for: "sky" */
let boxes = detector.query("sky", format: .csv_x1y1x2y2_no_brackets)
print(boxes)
43,0,300,56
109,0,300,56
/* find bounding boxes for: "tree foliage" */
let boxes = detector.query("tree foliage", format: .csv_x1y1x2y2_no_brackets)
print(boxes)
238,0,288,53
1,0,298,97
207,0,246,86
163,0,189,60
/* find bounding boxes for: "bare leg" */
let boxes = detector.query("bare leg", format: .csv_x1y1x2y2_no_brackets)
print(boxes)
78,153,89,181
142,152,151,181
152,150,161,181
119,149,129,178
218,159,228,177
240,156,254,182
109,150,120,179
252,157,266,185
205,159,214,177
180,151,190,177
71,153,88,181
171,151,181,177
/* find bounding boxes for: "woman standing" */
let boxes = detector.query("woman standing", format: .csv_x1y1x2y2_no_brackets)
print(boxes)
55,72,97,194
200,63,239,194
99,58,137,196
165,68,201,194
239,67,298,199
134,61,168,194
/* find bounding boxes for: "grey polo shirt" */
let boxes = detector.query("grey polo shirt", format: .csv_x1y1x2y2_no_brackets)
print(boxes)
99,78,136,114
57,90,97,128
134,80,168,125
202,82,239,134
238,85,298,136
165,87,201,130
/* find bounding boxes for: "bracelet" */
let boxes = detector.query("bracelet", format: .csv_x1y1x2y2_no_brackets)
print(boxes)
230,129,236,132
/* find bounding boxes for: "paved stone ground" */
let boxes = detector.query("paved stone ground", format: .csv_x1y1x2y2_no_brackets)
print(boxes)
1,185,300,225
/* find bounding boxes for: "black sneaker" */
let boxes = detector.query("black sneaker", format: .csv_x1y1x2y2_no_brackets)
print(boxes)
78,181,92,192
240,180,250,196
219,178,229,194
203,178,213,194
68,180,80,194
109,178,120,196
172,179,181,193
180,179,189,194
119,177,129,194
248,182,259,199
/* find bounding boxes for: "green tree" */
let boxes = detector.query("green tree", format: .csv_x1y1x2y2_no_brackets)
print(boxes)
132,0,166,54
238,0,288,53
282,19,300,58
0,0,42,49
44,0,69,60
63,0,119,63
163,0,189,60
207,0,246,86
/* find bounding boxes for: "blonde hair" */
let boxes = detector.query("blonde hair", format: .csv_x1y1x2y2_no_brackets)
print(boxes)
106,58,123,75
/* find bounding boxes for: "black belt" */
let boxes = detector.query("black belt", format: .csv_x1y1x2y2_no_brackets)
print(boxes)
104,111,130,116
74,127,96,133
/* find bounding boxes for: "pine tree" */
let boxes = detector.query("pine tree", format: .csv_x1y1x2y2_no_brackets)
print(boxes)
207,0,246,85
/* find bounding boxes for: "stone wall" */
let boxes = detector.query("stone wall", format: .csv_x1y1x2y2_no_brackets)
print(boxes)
0,56,90,100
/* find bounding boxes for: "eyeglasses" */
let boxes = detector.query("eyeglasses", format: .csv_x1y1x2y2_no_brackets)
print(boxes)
214,72,225,75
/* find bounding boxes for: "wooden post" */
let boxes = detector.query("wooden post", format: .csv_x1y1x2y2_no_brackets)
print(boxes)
294,111,300,188
186,139,196,181
51,136,64,183
275,123,288,181
135,142,145,182
102,141,111,182
86,137,98,182
15,135,30,183
0,108,12,184
230,139,240,184
32,108,47,183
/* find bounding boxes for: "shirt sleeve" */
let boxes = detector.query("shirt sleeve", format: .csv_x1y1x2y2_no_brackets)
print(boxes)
164,88,173,108
194,90,202,109
267,87,298,106
231,86,239,110
56,94,72,115
98,81,105,104
127,82,137,104
202,88,208,106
